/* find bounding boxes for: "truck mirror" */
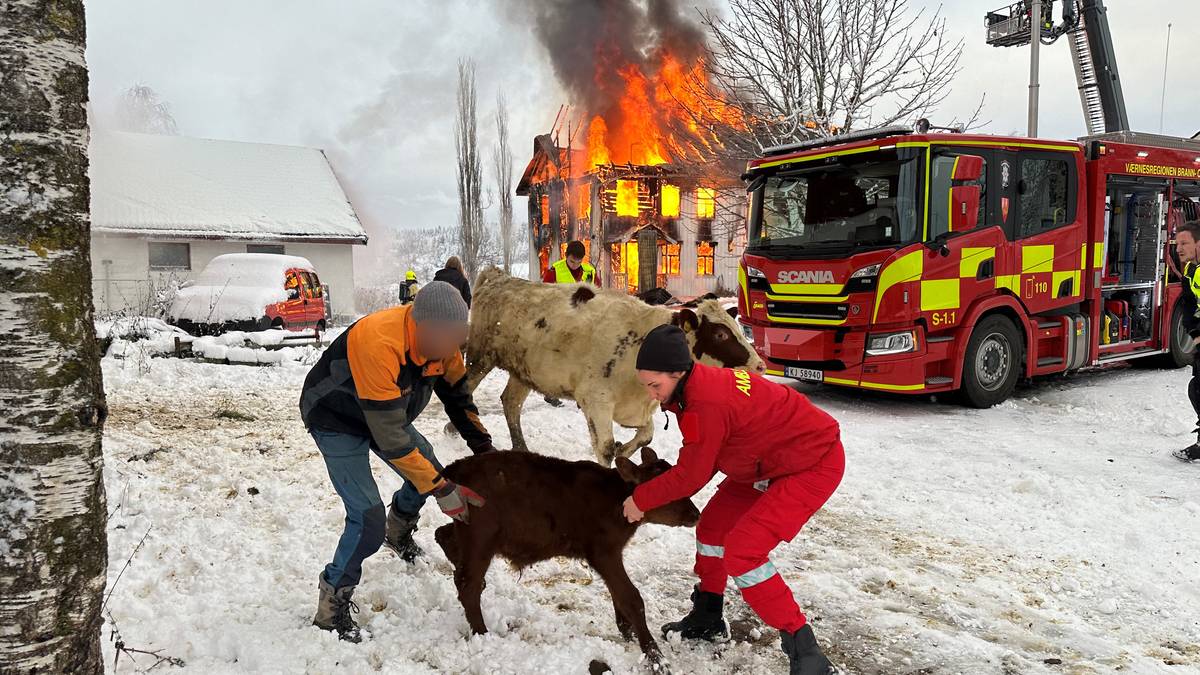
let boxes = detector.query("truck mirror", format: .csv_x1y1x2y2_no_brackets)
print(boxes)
951,155,983,182
951,185,981,231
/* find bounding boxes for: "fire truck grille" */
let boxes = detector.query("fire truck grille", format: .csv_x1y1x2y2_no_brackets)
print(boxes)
765,301,849,321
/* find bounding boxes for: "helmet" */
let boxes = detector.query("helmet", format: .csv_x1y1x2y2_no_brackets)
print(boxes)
405,270,416,281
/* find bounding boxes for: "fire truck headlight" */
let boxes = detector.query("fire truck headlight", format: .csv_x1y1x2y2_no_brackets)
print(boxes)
865,330,916,356
849,264,881,279
847,263,881,293
745,265,767,279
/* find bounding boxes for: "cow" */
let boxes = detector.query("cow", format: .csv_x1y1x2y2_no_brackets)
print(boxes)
466,267,764,465
434,447,700,668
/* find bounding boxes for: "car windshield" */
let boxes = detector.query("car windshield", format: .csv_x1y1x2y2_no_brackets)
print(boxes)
747,148,923,253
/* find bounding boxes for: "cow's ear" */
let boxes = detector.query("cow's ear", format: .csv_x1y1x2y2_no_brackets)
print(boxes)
725,306,738,319
614,456,638,483
639,447,659,464
673,308,699,332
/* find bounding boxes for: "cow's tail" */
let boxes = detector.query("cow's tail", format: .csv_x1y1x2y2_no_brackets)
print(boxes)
474,265,508,291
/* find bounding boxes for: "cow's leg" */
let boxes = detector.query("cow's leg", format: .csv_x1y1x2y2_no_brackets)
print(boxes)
453,533,494,636
615,421,655,460
578,395,619,465
588,552,662,665
500,378,532,452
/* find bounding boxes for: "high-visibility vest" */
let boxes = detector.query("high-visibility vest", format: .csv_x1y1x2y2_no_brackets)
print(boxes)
552,258,596,285
1187,262,1200,317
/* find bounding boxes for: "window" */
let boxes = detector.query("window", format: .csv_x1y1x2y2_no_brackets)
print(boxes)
304,271,323,298
696,218,713,242
1017,156,1071,238
658,243,680,276
928,153,987,240
696,241,716,276
247,244,285,255
696,187,716,219
661,184,681,217
148,242,190,270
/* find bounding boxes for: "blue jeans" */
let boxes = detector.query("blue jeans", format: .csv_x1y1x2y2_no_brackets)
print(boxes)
311,426,443,589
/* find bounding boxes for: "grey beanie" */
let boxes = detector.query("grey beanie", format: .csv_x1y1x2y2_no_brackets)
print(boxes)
411,280,469,324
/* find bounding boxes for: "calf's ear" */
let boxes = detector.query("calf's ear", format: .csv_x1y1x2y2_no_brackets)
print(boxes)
639,447,659,464
614,456,638,483
672,308,699,332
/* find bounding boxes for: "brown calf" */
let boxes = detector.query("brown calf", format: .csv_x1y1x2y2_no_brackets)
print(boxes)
434,447,700,666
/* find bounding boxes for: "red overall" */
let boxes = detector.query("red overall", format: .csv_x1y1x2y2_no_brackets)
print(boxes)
632,363,845,632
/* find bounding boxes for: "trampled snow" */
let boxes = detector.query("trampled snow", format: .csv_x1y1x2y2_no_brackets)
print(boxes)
99,356,1200,674
169,253,314,323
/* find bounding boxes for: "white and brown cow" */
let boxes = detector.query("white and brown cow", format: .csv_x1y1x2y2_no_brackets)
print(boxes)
466,267,764,465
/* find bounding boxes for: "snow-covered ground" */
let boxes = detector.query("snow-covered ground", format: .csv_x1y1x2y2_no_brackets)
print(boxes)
99,355,1200,674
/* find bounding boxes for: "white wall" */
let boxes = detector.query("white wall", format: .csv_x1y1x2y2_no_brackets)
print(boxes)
91,234,359,320
663,189,745,299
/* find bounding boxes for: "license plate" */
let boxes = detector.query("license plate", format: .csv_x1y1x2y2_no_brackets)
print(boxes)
784,367,823,382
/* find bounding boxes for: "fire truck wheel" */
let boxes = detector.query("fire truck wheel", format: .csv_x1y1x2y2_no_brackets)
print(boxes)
960,315,1023,408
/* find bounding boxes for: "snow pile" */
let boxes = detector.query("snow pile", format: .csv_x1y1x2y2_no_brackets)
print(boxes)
98,316,190,360
170,253,314,323
89,131,367,243
99,357,1200,673
190,329,327,366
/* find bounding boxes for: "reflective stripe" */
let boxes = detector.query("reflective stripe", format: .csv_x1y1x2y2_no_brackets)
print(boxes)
733,561,778,589
696,541,724,558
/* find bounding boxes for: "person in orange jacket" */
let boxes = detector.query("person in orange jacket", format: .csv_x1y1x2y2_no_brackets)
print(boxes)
622,325,844,675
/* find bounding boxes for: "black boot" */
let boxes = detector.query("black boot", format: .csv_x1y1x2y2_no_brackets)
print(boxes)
1173,442,1200,462
384,509,423,562
313,575,362,643
661,585,729,642
781,624,835,675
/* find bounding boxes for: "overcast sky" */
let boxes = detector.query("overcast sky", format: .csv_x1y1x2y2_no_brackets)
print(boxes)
85,0,1199,248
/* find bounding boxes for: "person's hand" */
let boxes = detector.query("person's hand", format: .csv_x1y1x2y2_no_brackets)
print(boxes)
622,496,644,523
435,481,485,523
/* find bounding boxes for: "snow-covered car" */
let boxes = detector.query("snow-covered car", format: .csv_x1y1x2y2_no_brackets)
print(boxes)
169,253,328,335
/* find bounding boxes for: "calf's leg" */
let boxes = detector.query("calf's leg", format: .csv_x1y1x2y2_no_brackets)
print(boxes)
589,552,661,664
500,378,532,452
451,533,495,635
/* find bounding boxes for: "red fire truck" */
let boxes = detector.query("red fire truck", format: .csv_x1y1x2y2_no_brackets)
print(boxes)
736,127,1200,406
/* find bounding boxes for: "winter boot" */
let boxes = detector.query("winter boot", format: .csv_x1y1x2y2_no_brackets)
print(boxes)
384,508,424,562
660,586,729,642
781,624,835,675
313,575,361,643
1172,442,1200,462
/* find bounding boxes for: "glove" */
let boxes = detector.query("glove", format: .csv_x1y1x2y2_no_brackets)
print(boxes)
434,481,485,523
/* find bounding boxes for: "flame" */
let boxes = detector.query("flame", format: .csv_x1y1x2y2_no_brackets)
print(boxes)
585,49,744,169
616,179,640,216
696,187,715,219
661,184,680,217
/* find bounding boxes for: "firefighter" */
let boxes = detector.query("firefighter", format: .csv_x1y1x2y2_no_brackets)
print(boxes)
622,325,844,675
398,269,418,304
299,281,496,642
1173,221,1200,462
542,240,600,286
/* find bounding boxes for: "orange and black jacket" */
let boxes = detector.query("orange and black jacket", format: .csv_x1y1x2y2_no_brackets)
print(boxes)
299,305,492,493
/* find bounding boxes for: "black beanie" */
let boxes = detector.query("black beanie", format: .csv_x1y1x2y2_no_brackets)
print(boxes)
636,325,694,372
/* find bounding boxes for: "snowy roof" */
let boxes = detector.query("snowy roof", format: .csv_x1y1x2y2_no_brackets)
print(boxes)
89,131,368,244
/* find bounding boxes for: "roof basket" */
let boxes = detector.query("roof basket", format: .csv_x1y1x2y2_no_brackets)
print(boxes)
761,125,913,158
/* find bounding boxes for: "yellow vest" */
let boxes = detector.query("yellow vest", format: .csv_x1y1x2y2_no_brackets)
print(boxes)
1187,262,1200,316
552,258,596,285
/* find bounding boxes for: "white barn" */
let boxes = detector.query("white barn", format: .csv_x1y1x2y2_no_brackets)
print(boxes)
89,131,367,320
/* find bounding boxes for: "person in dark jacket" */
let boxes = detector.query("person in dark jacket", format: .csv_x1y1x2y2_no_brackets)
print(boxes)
622,325,843,675
299,281,495,642
1173,221,1200,461
433,256,471,308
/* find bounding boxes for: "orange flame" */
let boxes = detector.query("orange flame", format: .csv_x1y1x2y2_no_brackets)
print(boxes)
616,179,640,216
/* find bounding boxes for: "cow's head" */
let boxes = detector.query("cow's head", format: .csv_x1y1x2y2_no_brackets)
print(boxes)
615,447,700,527
671,299,764,373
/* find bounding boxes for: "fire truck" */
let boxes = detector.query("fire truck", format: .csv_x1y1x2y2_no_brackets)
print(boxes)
736,1,1200,407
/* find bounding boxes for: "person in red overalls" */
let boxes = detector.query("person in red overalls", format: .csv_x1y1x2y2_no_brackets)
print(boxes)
622,324,844,675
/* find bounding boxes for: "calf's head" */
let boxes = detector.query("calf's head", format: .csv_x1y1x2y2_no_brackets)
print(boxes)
615,447,700,527
671,300,765,373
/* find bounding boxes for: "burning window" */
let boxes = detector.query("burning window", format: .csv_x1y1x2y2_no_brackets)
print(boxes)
578,188,591,220
658,243,680,276
540,195,550,225
696,241,715,276
617,180,640,217
611,241,640,293
696,187,715,219
661,184,680,218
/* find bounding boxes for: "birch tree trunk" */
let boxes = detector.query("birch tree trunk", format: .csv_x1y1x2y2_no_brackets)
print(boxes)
492,93,514,275
0,0,107,672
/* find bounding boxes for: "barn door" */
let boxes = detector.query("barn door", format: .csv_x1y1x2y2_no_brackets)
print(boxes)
637,228,658,293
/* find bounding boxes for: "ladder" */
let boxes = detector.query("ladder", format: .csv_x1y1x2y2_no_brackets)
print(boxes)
1068,15,1107,135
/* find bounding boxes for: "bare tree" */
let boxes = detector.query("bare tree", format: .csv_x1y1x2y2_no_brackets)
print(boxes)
0,0,108,672
455,60,486,281
492,92,515,274
114,83,177,135
689,0,972,161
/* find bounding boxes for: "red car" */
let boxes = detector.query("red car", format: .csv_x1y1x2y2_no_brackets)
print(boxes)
170,253,327,335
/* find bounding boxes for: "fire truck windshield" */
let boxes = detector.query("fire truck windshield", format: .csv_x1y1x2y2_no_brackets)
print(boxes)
747,148,922,256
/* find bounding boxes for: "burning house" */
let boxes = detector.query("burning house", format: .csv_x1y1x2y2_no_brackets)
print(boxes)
514,0,748,298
